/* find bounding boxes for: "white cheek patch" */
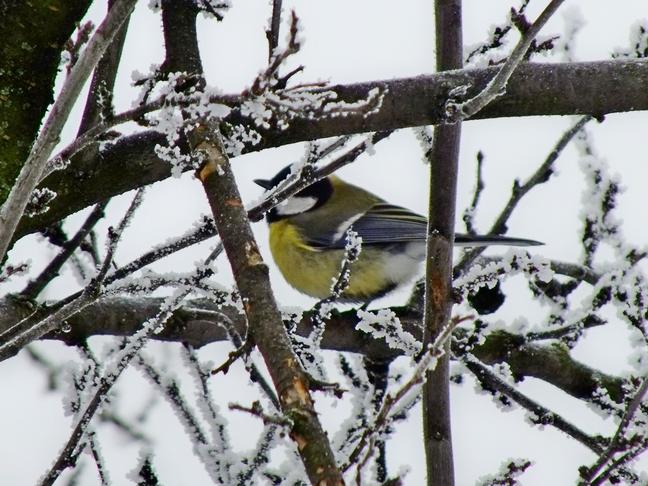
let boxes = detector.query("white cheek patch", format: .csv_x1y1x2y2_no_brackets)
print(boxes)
276,196,318,216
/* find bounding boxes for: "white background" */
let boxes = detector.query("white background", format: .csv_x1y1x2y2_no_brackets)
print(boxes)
2,1,648,484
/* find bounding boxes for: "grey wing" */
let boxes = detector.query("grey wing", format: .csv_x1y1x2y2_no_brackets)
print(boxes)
306,203,428,249
304,201,543,249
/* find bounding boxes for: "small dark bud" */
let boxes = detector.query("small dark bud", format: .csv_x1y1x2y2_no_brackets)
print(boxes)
467,281,506,315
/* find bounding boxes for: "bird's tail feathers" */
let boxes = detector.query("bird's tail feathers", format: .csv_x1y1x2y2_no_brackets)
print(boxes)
454,233,543,247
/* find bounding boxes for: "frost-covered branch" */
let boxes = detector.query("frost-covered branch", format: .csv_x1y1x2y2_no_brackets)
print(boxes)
580,378,648,485
463,354,606,454
464,0,531,66
0,189,145,361
190,122,344,485
475,458,532,486
249,131,392,222
39,287,192,485
135,353,234,483
21,202,107,300
104,215,217,284
456,114,594,275
16,59,648,243
39,131,388,294
0,293,628,404
341,316,464,476
448,0,566,121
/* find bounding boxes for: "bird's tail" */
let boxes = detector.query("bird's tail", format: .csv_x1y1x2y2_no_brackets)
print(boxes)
454,233,543,247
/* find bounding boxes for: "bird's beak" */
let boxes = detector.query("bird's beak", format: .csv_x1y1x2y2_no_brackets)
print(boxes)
254,179,273,190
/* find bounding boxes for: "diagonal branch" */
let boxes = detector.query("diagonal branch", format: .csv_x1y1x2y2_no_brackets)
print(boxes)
455,114,594,274
190,122,344,485
21,202,108,300
463,353,605,454
450,0,566,121
580,377,648,484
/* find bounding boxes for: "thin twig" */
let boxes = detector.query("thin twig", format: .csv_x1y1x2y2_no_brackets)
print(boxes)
341,316,468,472
462,150,485,234
0,289,97,362
87,432,110,486
580,377,648,484
94,188,146,286
136,350,232,483
105,215,215,284
491,115,594,236
455,115,594,275
249,131,392,222
211,340,254,375
463,353,605,454
3,190,147,354
107,131,379,277
266,0,283,61
235,425,281,485
136,355,210,444
310,228,362,340
525,315,605,341
229,401,292,427
39,288,191,486
589,443,647,486
21,202,108,300
464,0,531,65
450,0,566,121
196,312,280,409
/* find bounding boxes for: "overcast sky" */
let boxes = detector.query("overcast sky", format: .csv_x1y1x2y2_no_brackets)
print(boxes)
2,1,648,485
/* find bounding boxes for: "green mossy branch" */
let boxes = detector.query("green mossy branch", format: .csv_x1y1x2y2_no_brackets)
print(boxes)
0,1,91,203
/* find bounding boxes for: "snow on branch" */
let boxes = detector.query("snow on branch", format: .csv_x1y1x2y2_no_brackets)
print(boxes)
447,0,566,122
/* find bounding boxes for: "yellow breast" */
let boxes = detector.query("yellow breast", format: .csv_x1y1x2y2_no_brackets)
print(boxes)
268,220,395,301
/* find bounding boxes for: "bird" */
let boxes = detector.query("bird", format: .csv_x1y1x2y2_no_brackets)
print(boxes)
255,165,542,302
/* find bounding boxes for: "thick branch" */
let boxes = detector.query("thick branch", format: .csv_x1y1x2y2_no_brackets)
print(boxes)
421,1,462,485
190,124,344,485
16,59,648,240
161,0,202,75
0,296,625,405
0,1,91,203
0,0,138,263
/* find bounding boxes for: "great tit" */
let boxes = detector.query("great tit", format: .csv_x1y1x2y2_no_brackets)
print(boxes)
255,165,541,302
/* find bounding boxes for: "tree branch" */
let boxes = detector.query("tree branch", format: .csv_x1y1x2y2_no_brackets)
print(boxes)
0,295,627,404
190,124,344,485
455,114,594,274
0,1,92,204
0,0,138,264
421,1,462,484
463,354,606,454
15,59,648,241
451,0,566,120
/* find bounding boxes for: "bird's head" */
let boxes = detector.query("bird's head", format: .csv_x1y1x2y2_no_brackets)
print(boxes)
254,165,333,222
